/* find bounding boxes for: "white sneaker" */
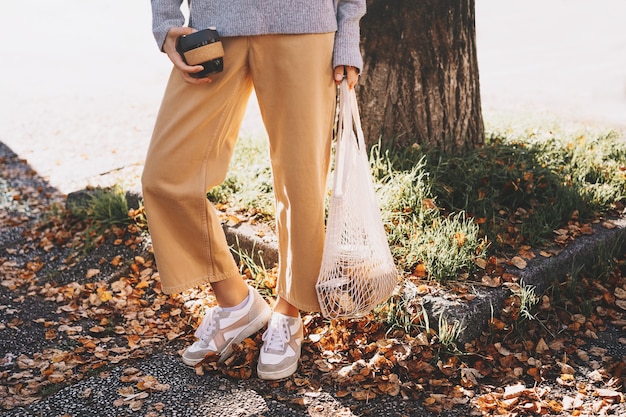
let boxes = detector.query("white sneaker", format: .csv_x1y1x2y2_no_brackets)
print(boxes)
181,286,271,366
257,312,303,380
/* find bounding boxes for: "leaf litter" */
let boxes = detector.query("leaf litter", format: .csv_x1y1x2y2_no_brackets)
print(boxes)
1,153,626,415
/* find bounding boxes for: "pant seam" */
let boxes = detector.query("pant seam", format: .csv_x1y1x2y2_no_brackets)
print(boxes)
201,50,251,278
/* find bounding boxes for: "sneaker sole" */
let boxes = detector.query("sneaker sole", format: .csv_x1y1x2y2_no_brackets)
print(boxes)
181,305,271,367
257,360,299,381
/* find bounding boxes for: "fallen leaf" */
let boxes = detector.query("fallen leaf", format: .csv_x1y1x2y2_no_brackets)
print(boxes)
510,256,527,269
503,383,529,399
595,388,624,401
602,221,616,229
474,258,487,269
412,263,427,278
614,287,626,300
85,269,100,279
562,394,584,410
481,275,501,288
535,338,549,354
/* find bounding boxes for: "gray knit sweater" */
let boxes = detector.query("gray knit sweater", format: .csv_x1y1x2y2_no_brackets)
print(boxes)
151,0,366,70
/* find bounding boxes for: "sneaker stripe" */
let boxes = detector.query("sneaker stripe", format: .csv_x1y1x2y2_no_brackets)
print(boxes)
181,286,271,367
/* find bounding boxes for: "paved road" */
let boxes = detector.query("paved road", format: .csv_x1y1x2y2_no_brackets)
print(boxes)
1,0,625,195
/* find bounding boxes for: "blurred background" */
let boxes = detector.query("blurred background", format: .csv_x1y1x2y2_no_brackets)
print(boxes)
0,0,624,194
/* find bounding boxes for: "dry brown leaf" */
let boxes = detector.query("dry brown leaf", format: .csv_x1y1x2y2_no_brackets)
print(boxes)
493,342,511,356
129,400,143,411
527,367,541,381
58,325,82,333
85,269,100,279
460,367,482,388
562,394,584,411
474,258,487,269
412,263,427,278
535,338,549,354
595,388,624,401
481,275,501,288
602,221,617,229
422,198,437,210
89,325,106,333
557,373,575,386
45,328,57,340
588,346,607,357
48,372,65,383
351,390,376,401
588,369,605,382
80,388,92,399
110,255,123,267
509,256,527,269
580,224,594,235
473,393,499,412
557,361,575,375
614,287,626,300
503,383,529,399
289,397,309,407
335,390,350,398
225,214,242,226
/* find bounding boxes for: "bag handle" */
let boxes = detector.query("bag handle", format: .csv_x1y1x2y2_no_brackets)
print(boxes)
333,80,366,197
346,81,366,151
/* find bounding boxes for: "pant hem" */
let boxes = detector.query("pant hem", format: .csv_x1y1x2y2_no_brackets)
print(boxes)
276,290,321,314
161,269,242,295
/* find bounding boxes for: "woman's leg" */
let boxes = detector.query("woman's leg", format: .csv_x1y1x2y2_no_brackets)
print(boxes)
142,37,254,298
249,33,336,313
143,37,275,367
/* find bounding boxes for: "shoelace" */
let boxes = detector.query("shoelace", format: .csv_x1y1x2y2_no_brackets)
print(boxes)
194,307,221,343
262,315,290,353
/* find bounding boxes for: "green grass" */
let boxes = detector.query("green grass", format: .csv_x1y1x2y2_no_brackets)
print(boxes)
376,280,428,335
63,186,135,254
206,134,275,219
206,122,626,284
68,186,130,228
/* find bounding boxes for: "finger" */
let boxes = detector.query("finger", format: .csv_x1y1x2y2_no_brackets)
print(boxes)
334,65,346,85
346,68,359,89
168,26,197,38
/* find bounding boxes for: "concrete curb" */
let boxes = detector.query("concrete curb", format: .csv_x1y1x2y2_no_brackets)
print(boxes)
223,221,279,270
218,202,626,344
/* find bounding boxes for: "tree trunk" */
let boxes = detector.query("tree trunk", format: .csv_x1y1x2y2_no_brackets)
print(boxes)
359,0,484,153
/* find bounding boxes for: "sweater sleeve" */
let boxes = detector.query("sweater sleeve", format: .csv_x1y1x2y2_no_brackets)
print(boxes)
151,0,186,51
333,0,366,71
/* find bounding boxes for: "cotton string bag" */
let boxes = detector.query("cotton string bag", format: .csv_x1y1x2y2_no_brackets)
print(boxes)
315,80,398,319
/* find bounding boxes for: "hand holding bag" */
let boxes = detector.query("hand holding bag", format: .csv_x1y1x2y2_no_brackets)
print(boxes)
315,80,398,319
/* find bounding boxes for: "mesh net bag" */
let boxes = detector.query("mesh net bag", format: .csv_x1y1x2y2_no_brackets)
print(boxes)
315,81,398,319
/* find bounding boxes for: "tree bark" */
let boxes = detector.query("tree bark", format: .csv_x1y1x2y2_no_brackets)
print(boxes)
359,0,484,153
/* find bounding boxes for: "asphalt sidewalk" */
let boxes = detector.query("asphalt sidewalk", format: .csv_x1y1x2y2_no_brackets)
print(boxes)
1,1,626,416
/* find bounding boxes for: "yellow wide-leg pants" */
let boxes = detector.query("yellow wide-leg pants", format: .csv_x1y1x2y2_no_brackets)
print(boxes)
142,33,336,312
